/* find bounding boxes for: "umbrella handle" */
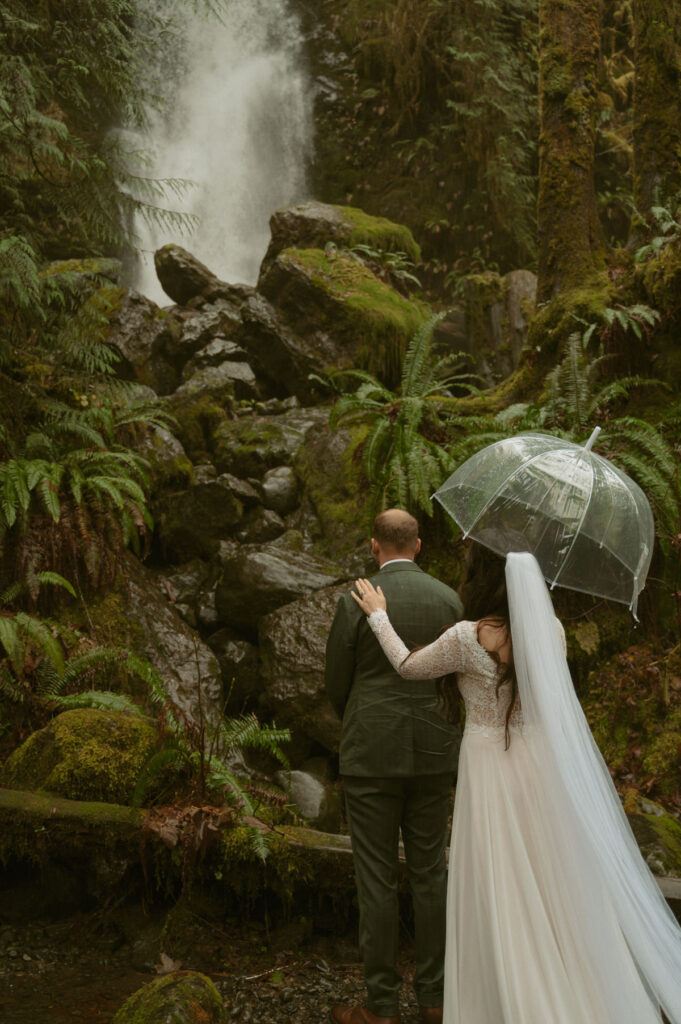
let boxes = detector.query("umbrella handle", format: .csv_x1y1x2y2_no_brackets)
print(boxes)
584,426,601,451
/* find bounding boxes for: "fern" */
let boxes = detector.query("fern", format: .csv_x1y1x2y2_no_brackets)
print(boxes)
50,690,144,715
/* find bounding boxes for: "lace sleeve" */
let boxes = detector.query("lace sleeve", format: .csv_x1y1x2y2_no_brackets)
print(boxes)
367,611,467,678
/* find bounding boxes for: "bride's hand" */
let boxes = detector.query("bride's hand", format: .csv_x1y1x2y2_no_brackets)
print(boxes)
351,578,387,615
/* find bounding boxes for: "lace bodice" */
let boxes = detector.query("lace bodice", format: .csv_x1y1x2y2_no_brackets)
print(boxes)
367,613,566,732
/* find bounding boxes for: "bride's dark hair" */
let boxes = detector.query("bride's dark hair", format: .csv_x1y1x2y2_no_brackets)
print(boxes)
436,542,519,748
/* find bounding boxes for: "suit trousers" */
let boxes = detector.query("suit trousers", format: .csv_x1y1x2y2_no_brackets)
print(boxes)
343,772,453,1017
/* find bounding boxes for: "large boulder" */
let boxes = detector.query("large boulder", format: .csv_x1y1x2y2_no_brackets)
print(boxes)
1,709,156,804
154,244,221,305
157,475,246,562
260,202,421,278
135,422,194,491
215,533,347,631
239,292,327,402
212,406,328,478
112,972,227,1024
259,582,348,750
258,247,429,385
89,556,222,728
106,288,182,394
261,466,299,515
182,336,249,380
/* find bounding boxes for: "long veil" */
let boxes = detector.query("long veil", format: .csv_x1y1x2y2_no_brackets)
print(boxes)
505,552,681,1022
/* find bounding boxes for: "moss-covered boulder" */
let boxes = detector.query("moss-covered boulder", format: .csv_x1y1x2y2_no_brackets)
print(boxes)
1,709,157,804
461,268,537,384
258,247,430,384
112,971,228,1024
212,406,328,478
260,201,421,278
154,243,222,306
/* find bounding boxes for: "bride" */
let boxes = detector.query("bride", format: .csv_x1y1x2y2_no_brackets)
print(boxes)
351,543,681,1024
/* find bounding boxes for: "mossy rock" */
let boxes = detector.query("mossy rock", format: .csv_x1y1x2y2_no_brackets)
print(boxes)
259,247,430,385
626,796,681,877
261,201,421,278
294,420,369,557
112,971,227,1024
212,407,328,478
2,709,157,804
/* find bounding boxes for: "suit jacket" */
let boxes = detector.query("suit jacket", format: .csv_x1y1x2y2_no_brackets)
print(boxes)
324,560,464,777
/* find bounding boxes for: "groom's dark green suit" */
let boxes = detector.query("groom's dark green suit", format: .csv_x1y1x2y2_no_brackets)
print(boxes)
325,560,463,1019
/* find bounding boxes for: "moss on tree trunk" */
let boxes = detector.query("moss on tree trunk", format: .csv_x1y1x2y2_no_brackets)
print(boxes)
632,0,681,218
536,0,605,301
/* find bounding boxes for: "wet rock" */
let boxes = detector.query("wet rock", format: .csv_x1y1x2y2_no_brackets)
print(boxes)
89,555,222,728
261,466,299,515
239,292,325,403
1,709,157,804
155,559,214,626
167,301,243,369
212,406,328,478
236,507,286,544
215,533,347,631
173,361,258,405
106,289,181,394
112,971,228,1024
154,243,222,305
206,628,261,710
259,582,349,751
275,763,342,833
158,476,245,561
183,336,249,379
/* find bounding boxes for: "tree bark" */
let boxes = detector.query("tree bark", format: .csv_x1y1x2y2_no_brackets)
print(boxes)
536,0,605,302
632,0,681,218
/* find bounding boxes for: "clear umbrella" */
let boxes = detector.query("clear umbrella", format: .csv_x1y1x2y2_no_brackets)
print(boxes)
433,427,655,616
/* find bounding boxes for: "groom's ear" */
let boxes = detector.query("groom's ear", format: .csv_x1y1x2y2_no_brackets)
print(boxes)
415,538,422,557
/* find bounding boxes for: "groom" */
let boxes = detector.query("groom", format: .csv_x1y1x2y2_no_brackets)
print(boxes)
325,509,463,1024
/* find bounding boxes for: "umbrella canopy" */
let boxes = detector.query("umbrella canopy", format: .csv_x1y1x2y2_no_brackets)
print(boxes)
433,429,655,615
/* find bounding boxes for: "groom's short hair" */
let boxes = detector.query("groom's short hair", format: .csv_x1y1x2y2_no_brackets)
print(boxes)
373,509,419,552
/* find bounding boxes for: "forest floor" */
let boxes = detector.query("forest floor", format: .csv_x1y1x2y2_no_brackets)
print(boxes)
0,909,427,1023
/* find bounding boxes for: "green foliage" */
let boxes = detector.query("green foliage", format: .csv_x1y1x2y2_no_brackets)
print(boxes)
634,201,681,263
136,660,290,862
329,314,481,520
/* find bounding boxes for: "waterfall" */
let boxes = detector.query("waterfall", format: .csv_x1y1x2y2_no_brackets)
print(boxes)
131,0,313,305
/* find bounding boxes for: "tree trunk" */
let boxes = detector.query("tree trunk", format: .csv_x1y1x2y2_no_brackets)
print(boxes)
536,0,605,302
632,0,681,219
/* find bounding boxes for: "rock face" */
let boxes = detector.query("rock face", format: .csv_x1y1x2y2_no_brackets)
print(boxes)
112,971,228,1024
261,466,299,515
1,710,156,804
216,535,347,632
239,292,324,402
158,476,244,561
259,582,348,750
106,289,181,394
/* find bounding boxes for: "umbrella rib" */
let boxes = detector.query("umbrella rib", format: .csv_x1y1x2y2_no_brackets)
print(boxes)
548,449,595,590
460,448,556,539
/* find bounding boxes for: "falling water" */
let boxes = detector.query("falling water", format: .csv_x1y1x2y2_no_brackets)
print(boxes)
131,0,313,305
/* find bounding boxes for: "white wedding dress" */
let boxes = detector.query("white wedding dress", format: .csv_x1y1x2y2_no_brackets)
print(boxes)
367,552,681,1023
